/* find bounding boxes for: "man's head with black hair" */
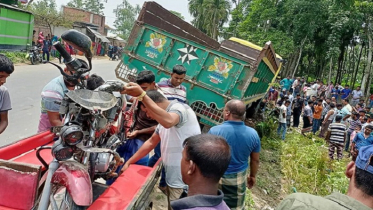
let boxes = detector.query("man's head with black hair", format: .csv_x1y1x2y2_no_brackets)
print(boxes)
181,134,231,184
140,90,169,120
0,54,14,86
146,90,167,103
136,70,156,91
335,115,342,122
87,74,105,90
308,100,314,106
344,146,373,207
223,99,246,121
170,65,186,87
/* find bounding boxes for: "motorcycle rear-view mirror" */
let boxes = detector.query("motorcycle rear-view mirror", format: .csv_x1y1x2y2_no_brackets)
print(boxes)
61,29,92,70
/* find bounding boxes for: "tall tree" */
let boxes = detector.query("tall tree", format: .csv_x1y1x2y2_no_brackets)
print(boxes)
170,10,185,20
189,0,231,40
27,0,73,34
188,0,206,33
203,0,231,40
66,0,84,8
83,0,105,15
113,0,140,40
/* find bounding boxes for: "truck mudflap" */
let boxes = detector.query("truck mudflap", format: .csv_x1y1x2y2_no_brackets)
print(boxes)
88,159,162,210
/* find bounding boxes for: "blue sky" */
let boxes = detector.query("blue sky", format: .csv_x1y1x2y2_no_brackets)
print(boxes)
54,0,193,28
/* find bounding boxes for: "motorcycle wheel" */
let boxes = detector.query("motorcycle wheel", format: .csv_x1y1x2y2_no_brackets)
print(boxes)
60,191,86,210
30,56,36,65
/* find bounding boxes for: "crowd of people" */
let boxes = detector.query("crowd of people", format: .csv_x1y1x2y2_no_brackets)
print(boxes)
269,76,373,161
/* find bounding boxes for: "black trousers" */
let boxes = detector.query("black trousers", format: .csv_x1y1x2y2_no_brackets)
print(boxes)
293,110,301,127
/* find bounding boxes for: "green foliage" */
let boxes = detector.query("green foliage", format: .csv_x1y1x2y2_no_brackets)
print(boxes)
0,51,28,64
113,0,140,40
66,0,84,8
281,133,349,195
26,0,73,32
83,0,104,15
188,0,231,40
170,10,185,20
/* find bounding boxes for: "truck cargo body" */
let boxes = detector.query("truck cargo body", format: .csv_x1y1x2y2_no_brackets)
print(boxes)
116,1,281,126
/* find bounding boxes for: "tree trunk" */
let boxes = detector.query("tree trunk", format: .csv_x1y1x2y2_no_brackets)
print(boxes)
361,22,372,94
335,45,346,84
328,57,333,84
292,37,307,78
352,44,364,89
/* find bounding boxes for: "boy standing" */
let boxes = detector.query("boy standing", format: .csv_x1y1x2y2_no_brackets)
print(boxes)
278,100,291,140
0,54,14,135
312,99,323,134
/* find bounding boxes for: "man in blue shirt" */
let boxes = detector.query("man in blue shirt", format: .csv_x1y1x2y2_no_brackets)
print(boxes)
341,85,352,100
208,100,261,210
280,76,292,91
42,35,50,62
351,125,373,160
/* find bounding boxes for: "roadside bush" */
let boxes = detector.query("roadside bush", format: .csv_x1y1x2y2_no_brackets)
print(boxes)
0,51,28,63
281,134,349,196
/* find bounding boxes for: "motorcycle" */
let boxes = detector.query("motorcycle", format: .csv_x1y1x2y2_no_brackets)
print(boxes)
28,45,43,65
37,29,128,210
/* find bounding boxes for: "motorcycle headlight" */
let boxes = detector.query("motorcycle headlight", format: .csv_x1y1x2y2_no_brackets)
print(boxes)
52,140,73,161
60,125,84,146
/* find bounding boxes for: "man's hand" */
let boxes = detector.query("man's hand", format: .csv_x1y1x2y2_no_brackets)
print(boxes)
127,130,138,139
121,82,143,96
247,176,256,189
120,162,130,175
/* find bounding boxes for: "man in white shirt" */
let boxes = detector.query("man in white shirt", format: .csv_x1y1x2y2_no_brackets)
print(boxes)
351,86,363,106
120,84,201,207
277,100,291,140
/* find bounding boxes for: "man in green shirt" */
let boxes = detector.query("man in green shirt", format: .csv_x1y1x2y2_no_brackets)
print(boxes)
276,145,373,210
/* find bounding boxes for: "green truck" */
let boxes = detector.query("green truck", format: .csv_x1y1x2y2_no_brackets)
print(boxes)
0,3,34,51
116,1,282,127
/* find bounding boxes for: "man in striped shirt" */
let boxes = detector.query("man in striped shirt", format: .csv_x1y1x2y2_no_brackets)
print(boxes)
328,115,347,160
157,65,187,103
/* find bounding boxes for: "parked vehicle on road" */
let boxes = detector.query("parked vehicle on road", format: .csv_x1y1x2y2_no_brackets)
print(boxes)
115,1,283,129
28,45,43,65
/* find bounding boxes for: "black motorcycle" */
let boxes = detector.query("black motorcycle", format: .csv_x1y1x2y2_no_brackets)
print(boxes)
28,45,43,65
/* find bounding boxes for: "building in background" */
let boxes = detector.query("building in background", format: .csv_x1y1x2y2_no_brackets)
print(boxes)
0,3,33,51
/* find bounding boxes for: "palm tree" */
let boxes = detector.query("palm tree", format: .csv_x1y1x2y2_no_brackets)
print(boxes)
188,0,206,32
188,0,231,40
203,0,231,40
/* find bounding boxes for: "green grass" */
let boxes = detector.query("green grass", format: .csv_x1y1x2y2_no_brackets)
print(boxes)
281,133,349,196
246,113,350,209
0,51,28,64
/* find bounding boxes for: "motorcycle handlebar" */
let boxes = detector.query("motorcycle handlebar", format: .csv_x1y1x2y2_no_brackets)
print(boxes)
54,42,73,64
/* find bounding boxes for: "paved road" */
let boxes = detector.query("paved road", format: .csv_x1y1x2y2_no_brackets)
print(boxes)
0,58,121,146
